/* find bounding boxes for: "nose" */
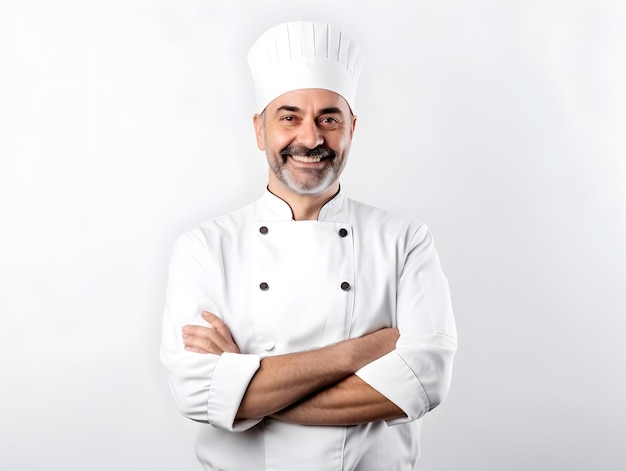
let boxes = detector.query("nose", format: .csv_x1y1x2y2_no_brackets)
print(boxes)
298,118,324,149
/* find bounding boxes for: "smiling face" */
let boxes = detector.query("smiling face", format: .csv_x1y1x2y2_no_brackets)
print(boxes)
253,88,357,199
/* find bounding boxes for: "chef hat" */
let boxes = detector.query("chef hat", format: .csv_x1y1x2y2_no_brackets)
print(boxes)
247,21,364,113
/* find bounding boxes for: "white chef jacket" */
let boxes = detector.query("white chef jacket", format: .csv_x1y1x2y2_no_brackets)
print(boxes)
161,189,457,471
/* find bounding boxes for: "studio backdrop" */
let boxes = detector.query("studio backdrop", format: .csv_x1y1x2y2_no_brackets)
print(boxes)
1,1,624,470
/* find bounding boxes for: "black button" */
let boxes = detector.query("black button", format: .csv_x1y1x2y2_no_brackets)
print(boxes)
341,282,351,291
259,226,269,235
338,228,348,237
259,282,269,291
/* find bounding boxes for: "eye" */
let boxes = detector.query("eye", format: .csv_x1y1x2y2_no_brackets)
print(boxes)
280,115,296,122
319,116,340,128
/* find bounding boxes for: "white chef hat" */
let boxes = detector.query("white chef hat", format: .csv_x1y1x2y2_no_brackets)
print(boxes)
247,21,364,113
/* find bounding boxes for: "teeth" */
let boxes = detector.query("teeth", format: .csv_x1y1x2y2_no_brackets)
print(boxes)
291,155,322,163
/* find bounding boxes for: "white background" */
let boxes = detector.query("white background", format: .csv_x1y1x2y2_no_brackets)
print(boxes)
1,1,625,469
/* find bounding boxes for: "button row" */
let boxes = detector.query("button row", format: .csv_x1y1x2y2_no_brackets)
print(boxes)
258,282,351,291
258,226,349,237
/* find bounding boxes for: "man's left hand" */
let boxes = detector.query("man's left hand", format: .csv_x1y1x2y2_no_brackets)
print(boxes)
182,311,240,355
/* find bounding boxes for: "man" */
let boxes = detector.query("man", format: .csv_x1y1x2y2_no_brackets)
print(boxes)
161,20,457,470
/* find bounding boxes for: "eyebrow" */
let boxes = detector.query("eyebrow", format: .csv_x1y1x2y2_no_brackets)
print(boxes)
319,107,344,115
275,105,301,114
274,105,345,116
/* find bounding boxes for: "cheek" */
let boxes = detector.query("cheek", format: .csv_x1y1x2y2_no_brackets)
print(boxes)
267,131,293,152
330,132,352,152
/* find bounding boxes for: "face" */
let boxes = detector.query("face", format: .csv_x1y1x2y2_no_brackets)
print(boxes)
253,88,357,197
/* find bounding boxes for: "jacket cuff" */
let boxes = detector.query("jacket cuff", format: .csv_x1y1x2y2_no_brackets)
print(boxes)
207,352,262,431
355,350,430,425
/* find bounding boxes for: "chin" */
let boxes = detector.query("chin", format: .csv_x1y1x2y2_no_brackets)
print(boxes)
283,173,337,196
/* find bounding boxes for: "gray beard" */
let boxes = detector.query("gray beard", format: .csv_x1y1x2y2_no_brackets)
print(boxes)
275,165,338,195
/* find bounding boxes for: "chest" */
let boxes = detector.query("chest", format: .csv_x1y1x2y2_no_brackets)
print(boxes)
219,219,400,355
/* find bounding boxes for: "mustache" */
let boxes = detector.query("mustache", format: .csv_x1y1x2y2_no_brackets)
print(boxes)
280,145,336,160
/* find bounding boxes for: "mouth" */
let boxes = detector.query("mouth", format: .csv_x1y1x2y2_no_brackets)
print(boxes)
280,146,336,164
290,155,325,163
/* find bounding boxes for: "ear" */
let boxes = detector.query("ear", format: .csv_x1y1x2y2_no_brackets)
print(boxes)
253,114,266,151
350,114,357,138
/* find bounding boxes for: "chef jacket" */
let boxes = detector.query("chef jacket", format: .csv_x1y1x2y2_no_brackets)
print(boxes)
161,189,457,470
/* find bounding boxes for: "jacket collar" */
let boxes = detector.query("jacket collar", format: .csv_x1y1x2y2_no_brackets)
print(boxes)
257,188,348,222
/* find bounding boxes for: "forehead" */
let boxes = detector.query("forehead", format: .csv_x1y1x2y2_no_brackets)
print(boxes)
266,88,351,114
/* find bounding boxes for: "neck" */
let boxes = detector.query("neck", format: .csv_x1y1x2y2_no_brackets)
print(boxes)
267,180,340,221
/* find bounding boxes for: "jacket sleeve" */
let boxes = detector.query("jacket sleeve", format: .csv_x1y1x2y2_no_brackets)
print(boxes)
355,224,457,424
160,230,262,432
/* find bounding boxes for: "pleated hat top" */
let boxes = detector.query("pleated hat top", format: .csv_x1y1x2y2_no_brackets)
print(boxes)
247,21,364,113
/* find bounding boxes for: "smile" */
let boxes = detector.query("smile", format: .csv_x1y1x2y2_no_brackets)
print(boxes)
290,155,324,163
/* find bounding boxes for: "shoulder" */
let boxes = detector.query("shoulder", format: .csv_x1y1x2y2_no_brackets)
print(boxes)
188,201,257,240
173,200,258,255
345,197,428,239
345,198,442,269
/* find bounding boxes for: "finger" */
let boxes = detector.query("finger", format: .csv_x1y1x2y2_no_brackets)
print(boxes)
184,345,209,354
201,312,238,348
183,324,221,340
202,327,240,354
182,326,223,354
182,325,239,354
183,324,212,334
201,311,224,328
182,332,214,354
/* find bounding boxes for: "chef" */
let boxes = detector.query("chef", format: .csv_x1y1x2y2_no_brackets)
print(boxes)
161,20,457,470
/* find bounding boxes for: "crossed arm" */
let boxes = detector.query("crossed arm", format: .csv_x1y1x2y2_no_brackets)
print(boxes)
182,311,406,425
